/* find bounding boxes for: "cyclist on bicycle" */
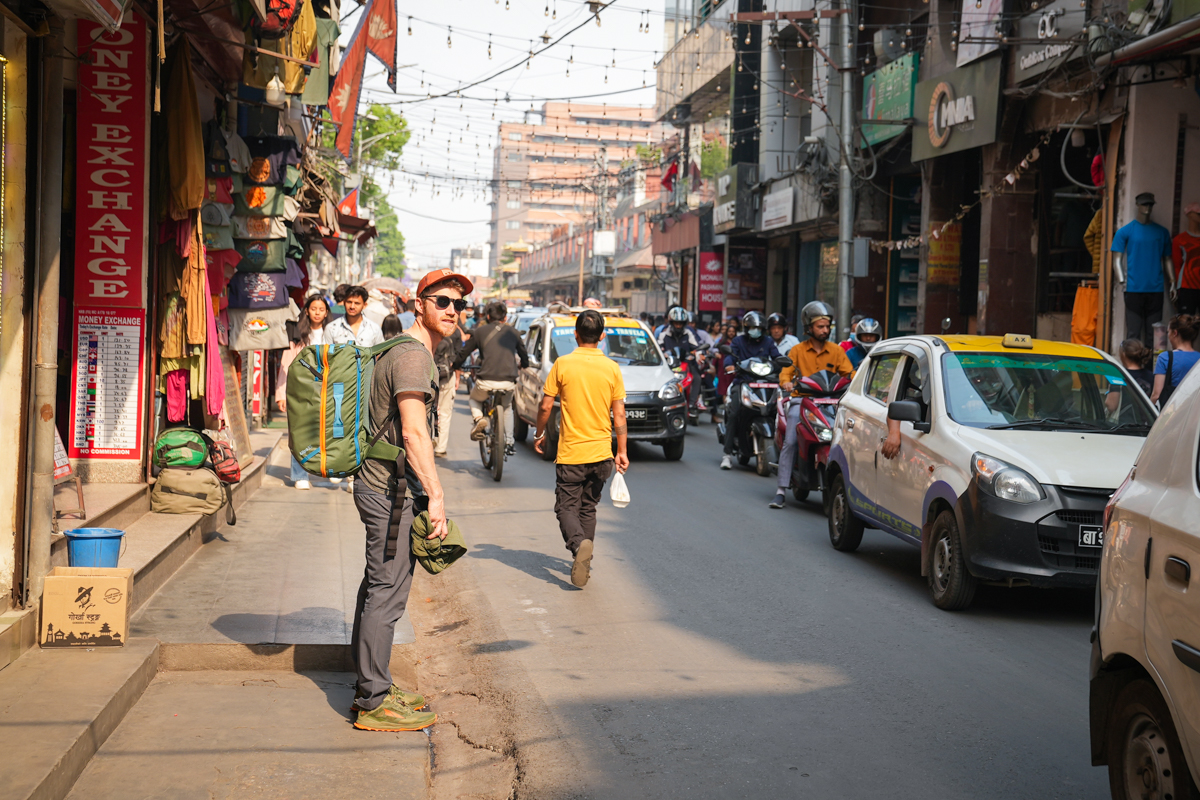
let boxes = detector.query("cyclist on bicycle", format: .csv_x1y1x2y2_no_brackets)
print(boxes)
453,300,529,455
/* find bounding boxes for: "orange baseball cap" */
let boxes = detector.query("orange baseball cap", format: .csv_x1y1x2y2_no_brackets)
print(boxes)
416,268,474,297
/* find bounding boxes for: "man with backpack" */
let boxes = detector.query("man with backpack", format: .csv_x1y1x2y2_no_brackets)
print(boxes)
348,268,471,732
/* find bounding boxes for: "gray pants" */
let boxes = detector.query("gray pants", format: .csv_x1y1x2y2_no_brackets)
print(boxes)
350,480,417,711
776,400,803,491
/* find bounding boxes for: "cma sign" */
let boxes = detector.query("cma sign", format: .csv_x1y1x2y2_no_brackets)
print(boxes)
926,81,976,149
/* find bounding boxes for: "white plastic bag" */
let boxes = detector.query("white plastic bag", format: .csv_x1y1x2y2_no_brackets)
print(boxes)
610,471,630,508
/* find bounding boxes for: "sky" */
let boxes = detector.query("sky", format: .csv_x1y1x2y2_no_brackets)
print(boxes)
340,0,674,273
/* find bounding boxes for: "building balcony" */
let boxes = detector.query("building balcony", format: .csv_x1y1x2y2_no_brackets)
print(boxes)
655,12,737,124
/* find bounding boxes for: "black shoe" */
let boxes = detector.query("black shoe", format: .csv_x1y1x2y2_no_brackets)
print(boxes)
505,443,515,457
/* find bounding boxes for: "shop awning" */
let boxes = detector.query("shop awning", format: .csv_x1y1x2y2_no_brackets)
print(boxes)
339,212,378,244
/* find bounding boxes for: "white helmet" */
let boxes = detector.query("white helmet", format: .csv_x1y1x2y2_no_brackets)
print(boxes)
852,318,883,353
667,306,692,324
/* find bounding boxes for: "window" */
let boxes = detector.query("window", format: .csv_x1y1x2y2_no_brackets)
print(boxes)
866,354,901,404
506,180,521,189
527,326,543,362
550,326,661,365
508,132,522,141
505,221,521,230
897,354,931,420
507,152,521,161
506,200,521,209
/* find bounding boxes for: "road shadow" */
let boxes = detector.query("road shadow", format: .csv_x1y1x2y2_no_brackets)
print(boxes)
210,606,349,644
470,542,578,591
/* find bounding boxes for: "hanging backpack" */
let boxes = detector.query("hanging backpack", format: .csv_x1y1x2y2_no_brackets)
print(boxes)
252,0,305,38
285,335,435,478
153,428,209,469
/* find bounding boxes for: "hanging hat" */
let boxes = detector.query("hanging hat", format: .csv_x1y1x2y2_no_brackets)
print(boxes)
1135,192,1157,206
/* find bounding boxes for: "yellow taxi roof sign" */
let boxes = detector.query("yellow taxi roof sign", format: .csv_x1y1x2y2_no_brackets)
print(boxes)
1002,333,1033,349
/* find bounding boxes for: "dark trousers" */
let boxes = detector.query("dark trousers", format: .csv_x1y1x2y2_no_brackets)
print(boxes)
351,480,417,711
1177,288,1200,317
1125,290,1164,347
554,459,613,554
723,384,743,455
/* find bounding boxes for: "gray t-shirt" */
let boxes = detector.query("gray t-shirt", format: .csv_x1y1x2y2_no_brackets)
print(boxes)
359,339,437,498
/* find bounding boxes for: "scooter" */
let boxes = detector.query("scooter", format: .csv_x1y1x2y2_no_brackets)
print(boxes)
667,345,711,425
717,348,794,476
775,370,851,505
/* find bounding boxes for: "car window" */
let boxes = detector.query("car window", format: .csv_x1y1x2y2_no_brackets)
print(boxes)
549,325,661,365
866,354,901,404
940,352,1157,433
898,354,931,419
526,326,542,363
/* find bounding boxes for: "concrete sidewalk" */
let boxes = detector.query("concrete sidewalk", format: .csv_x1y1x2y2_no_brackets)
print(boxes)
130,444,416,682
65,670,428,800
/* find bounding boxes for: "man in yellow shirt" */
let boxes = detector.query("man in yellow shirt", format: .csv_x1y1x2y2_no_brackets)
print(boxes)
772,301,855,509
534,310,629,588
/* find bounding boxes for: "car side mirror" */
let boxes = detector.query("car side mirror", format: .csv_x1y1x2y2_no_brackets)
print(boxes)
888,400,931,433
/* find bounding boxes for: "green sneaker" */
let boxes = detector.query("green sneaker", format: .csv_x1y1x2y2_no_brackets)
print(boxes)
354,694,437,732
351,685,426,713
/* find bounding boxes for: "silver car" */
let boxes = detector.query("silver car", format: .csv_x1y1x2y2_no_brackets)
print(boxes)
1091,360,1200,798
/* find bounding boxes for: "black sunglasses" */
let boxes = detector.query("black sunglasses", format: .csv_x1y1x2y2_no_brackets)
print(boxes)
422,294,469,312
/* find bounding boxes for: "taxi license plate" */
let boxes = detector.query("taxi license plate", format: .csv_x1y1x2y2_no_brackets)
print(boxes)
1078,525,1104,548
626,408,647,420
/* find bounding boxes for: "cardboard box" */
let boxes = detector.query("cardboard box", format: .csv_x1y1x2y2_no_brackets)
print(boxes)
40,567,133,648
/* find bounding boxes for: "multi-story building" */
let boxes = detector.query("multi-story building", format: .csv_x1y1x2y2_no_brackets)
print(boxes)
489,102,666,278
450,244,491,281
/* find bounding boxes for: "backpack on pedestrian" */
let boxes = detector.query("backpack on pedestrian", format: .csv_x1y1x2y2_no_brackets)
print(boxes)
285,335,428,478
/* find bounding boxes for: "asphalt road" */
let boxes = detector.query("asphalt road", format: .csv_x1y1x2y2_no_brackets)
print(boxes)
437,399,1107,799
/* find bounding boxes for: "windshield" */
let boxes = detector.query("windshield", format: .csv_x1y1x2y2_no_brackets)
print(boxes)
941,352,1156,434
550,325,662,366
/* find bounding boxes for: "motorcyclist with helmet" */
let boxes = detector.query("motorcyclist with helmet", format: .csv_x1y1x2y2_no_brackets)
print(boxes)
767,312,800,355
841,317,882,368
658,307,704,408
771,301,855,507
719,311,783,470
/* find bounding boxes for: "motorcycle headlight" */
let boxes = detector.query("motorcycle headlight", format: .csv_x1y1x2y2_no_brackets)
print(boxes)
803,408,834,442
750,362,771,377
659,381,681,401
971,452,1044,504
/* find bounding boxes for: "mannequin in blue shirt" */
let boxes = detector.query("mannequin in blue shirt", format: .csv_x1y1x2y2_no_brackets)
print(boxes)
1112,192,1176,346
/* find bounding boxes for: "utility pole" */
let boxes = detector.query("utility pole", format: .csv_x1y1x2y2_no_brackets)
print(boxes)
836,0,856,341
596,144,608,303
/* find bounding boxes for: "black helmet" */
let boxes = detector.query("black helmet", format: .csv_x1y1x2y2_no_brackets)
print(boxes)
800,301,835,334
742,311,765,341
766,312,787,330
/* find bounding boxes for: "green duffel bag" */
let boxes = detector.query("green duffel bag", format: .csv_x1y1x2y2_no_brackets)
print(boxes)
153,428,208,469
151,466,234,524
285,334,436,479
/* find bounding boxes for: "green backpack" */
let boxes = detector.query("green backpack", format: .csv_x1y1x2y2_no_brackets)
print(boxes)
285,335,430,478
153,427,209,469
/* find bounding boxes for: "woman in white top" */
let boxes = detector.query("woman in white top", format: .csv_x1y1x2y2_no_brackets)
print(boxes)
277,294,332,489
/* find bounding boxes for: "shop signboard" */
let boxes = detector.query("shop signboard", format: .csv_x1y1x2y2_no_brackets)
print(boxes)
957,0,1005,66
762,187,794,231
67,309,146,460
862,52,920,147
73,18,149,309
713,164,757,234
928,222,963,285
697,251,724,312
1014,0,1087,83
912,55,1002,162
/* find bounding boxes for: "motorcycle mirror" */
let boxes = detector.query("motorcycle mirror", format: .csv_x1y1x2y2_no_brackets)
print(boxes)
719,344,733,356
941,317,952,333
773,356,793,371
665,352,678,368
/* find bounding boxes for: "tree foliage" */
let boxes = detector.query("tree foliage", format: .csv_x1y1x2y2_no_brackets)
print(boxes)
700,139,728,179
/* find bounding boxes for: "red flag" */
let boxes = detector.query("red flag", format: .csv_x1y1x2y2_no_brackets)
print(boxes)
329,13,369,159
661,160,678,193
363,0,399,91
338,189,358,217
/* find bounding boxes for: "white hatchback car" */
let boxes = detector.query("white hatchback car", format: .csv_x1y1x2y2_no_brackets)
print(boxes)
826,334,1156,610
1091,360,1200,799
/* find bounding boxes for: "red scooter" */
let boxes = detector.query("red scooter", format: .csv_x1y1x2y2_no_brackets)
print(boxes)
775,370,851,505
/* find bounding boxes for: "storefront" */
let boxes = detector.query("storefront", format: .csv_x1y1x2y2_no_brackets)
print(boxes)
713,163,762,322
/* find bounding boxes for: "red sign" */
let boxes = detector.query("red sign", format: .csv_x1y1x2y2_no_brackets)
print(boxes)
251,351,263,417
73,18,148,308
698,251,724,311
68,309,146,459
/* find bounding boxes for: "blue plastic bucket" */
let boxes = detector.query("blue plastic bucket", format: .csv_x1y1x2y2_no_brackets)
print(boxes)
64,528,125,568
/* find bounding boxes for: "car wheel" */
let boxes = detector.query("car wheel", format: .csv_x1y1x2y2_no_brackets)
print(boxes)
662,438,685,461
513,416,529,443
928,510,977,611
827,473,864,552
540,409,560,462
1107,679,1200,800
